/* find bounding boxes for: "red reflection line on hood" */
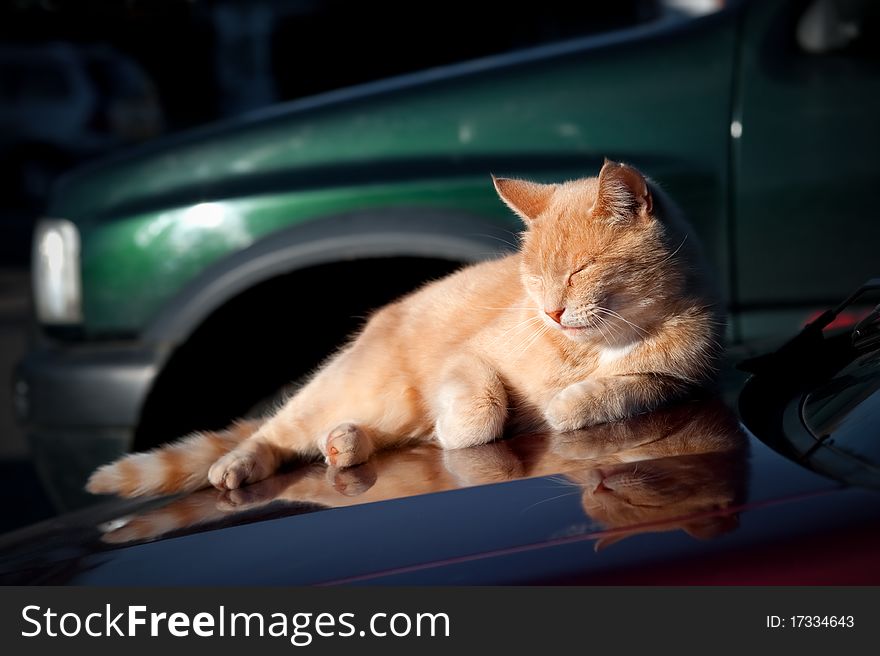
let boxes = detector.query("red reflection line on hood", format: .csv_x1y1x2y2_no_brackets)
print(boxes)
314,488,837,586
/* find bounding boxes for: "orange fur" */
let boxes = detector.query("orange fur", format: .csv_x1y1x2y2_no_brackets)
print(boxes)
87,419,264,497
88,160,722,498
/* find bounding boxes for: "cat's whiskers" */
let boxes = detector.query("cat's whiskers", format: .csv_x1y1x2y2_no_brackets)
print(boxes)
596,313,622,341
591,314,612,346
521,489,582,514
613,465,665,487
542,475,576,489
520,323,552,355
605,316,625,341
591,311,623,346
629,465,665,483
508,323,542,357
498,314,543,340
478,306,538,311
594,306,649,336
515,324,549,357
469,233,521,250
510,322,551,358
654,234,689,266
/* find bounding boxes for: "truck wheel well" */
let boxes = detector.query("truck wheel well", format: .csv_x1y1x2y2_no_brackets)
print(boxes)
133,256,463,450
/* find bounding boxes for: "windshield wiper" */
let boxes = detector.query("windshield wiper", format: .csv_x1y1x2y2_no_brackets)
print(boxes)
739,278,880,377
852,299,880,350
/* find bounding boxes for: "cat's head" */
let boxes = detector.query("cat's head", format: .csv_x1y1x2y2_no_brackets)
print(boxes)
494,159,684,345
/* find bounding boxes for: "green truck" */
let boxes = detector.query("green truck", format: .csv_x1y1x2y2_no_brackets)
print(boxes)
16,0,880,506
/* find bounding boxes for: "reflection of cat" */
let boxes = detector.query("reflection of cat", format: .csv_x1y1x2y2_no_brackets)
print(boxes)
101,399,747,550
89,159,722,498
574,451,745,550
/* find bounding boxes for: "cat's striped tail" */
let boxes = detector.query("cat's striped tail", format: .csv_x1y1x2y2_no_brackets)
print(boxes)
85,419,264,498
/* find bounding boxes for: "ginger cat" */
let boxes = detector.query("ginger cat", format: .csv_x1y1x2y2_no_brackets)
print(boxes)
99,399,746,549
88,159,722,498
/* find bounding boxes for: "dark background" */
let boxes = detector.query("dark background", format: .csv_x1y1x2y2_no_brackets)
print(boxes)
0,0,663,532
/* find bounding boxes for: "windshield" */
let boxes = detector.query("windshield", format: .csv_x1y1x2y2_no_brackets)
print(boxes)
802,349,880,474
738,280,880,487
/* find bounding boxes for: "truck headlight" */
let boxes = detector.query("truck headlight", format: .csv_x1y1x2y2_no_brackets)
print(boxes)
32,219,82,324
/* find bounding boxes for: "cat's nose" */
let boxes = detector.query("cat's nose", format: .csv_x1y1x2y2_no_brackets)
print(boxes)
545,308,565,324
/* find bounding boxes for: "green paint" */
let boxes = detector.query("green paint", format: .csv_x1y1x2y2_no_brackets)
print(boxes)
50,9,750,337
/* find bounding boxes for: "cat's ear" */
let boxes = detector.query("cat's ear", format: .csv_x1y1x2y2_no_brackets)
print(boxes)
592,158,653,224
492,175,556,223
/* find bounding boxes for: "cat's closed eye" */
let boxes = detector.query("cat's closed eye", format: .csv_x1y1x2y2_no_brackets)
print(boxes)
567,263,592,286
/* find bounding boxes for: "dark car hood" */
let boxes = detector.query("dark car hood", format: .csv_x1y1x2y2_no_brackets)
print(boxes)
2,383,878,585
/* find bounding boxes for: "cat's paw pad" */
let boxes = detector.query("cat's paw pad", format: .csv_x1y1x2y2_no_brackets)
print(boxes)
324,422,373,468
208,451,264,490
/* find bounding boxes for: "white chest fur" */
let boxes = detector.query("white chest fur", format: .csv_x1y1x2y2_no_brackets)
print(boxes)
596,341,637,367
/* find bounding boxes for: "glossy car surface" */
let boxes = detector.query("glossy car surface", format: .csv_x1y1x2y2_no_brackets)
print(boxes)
3,341,880,585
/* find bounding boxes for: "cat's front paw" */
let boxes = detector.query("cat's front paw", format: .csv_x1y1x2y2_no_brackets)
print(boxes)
544,379,607,432
324,422,374,468
208,449,271,490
